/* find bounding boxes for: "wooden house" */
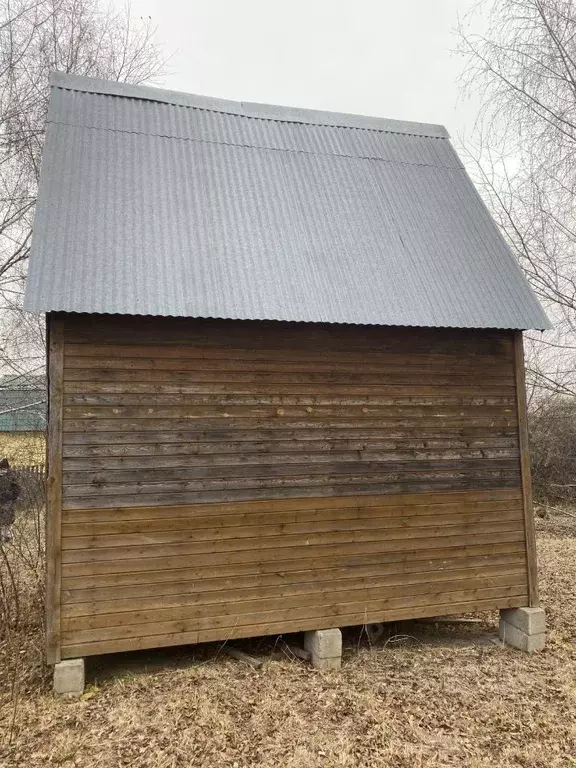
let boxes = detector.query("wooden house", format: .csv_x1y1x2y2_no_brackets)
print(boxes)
25,74,550,677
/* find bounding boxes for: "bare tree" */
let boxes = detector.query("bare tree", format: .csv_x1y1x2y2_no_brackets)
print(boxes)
458,0,576,397
0,0,166,392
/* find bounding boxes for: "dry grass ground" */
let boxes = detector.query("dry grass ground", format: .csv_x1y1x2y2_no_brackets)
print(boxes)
0,511,575,768
0,432,45,465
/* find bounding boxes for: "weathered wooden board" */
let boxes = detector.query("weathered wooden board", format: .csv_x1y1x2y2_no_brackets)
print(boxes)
59,486,529,658
62,574,526,630
63,314,513,350
61,595,528,658
46,315,64,665
61,542,528,591
52,315,531,659
60,489,522,520
60,586,527,651
514,332,539,606
62,480,523,510
60,318,520,509
61,506,522,540
61,569,527,621
62,559,527,608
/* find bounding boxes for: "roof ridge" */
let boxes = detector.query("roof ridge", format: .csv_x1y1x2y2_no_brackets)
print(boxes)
49,72,450,140
46,118,463,169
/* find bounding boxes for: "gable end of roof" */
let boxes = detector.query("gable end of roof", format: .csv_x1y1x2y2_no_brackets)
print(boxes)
49,72,451,139
24,73,551,331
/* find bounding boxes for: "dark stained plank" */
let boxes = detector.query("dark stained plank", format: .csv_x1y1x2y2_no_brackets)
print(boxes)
64,342,515,369
61,487,522,521
61,479,523,510
61,426,520,447
61,436,519,459
61,447,519,471
63,368,516,388
62,403,517,420
62,458,520,486
61,417,519,435
62,392,517,407
62,471,522,505
63,353,516,376
46,315,65,664
64,315,515,355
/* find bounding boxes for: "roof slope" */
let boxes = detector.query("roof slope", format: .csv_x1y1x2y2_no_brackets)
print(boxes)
24,72,550,329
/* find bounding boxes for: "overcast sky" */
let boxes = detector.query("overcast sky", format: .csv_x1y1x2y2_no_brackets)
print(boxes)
120,0,488,142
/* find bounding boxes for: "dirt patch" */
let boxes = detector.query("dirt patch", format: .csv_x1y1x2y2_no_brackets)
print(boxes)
1,512,575,768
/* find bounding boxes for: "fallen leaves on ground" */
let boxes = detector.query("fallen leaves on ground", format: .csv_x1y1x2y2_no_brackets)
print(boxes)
0,512,575,768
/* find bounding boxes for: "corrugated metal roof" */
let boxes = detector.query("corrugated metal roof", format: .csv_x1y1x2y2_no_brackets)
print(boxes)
24,73,550,329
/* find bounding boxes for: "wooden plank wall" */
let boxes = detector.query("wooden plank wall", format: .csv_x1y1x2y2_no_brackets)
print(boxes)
55,314,530,658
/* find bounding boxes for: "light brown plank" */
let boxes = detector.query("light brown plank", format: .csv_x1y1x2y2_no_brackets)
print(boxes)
60,585,527,646
61,555,527,605
60,523,526,564
62,566,528,618
61,543,528,590
60,532,527,576
60,594,526,658
61,502,523,538
61,509,523,550
61,574,527,628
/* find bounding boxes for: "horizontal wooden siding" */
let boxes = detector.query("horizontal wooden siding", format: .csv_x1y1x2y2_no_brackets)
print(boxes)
57,315,528,657
60,490,528,657
61,316,520,508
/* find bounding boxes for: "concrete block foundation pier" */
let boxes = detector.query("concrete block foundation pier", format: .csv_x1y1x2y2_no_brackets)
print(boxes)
499,607,546,652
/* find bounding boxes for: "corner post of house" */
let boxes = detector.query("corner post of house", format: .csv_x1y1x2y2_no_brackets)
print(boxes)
498,332,546,652
512,330,539,608
46,312,64,665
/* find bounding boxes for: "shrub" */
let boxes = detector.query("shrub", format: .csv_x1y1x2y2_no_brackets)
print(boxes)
0,470,46,726
529,397,576,503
